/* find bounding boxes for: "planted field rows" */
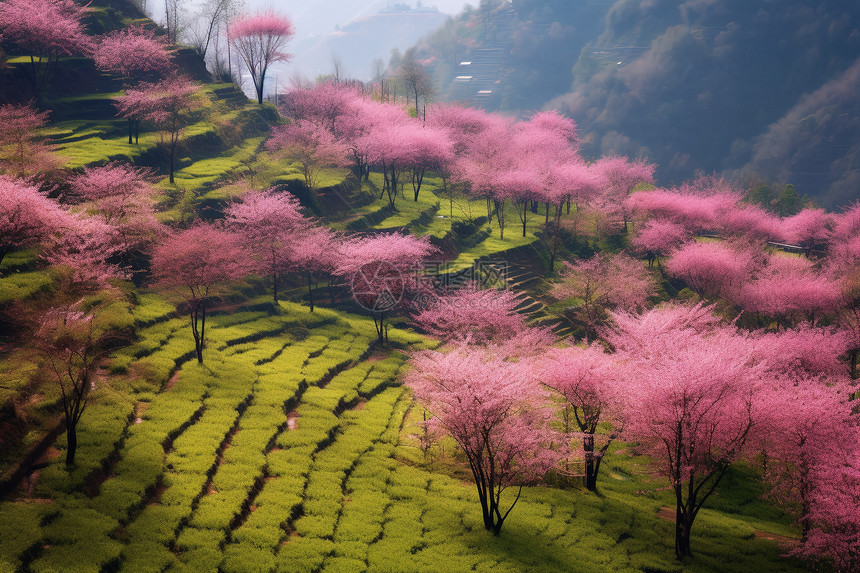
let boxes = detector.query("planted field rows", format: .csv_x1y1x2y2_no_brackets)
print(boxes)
0,296,805,573
0,299,427,573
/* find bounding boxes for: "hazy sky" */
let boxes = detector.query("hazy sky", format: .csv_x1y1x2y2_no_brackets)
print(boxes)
246,1,475,36
238,1,476,86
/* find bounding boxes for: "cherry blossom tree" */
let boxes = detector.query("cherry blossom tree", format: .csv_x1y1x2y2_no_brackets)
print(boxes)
265,120,348,192
757,376,856,538
68,163,161,253
593,156,655,232
538,344,620,491
0,0,92,100
94,25,175,144
781,208,834,256
0,177,69,269
151,224,252,363
605,307,763,557
450,112,513,236
541,160,600,272
35,305,117,467
735,255,842,325
228,11,294,104
286,225,341,312
795,445,860,573
412,285,554,355
114,76,201,182
93,25,174,82
403,123,453,202
44,214,129,290
626,189,716,233
225,188,308,303
0,103,61,180
406,346,563,535
279,80,360,135
631,219,690,267
337,233,437,342
552,253,655,342
752,323,851,380
503,111,580,238
357,105,413,207
665,240,755,301
716,203,781,243
426,103,500,218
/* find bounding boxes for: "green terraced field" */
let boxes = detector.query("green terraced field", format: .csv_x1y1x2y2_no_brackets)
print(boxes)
0,294,804,573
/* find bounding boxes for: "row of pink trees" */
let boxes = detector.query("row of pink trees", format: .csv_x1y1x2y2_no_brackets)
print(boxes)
592,174,860,567
149,185,438,360
270,81,656,256
408,293,859,563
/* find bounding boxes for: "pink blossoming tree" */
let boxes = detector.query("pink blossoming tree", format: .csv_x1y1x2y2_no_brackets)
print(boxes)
265,120,349,192
537,344,620,491
35,305,117,467
337,233,436,341
552,253,655,341
93,25,174,81
406,346,563,535
605,306,763,557
228,11,294,104
0,103,61,180
225,188,309,303
0,177,69,269
151,224,252,363
412,285,555,356
114,76,201,182
665,240,755,301
0,0,92,100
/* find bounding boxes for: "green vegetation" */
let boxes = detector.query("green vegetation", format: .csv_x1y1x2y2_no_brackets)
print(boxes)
0,12,806,572
0,289,804,572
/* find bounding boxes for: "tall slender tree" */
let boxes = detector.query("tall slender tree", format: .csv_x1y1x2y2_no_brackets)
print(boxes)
228,11,294,104
151,224,251,363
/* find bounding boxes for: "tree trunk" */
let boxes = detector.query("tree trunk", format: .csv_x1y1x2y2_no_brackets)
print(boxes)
128,118,134,144
306,270,315,312
675,510,692,557
191,302,206,363
65,425,77,467
169,140,176,184
521,201,528,237
495,200,505,240
272,270,279,303
256,71,265,104
583,434,597,491
413,168,425,201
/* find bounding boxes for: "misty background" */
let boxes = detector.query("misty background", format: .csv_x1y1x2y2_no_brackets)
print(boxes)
241,1,475,83
171,0,860,208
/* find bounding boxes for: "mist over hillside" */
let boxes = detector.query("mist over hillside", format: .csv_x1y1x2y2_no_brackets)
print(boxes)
241,1,473,81
406,0,860,207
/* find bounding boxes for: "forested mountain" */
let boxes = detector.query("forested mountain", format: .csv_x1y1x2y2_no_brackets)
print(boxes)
407,0,860,207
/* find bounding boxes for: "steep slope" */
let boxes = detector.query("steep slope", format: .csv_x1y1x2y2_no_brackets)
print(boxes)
407,0,860,207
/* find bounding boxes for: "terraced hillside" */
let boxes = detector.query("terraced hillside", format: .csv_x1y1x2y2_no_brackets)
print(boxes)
0,295,805,573
0,3,820,570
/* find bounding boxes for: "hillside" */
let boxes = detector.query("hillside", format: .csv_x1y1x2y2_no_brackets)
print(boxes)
1,1,856,572
406,0,860,207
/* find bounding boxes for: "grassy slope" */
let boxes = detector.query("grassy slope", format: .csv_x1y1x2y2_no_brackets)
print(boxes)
0,294,804,573
0,19,806,573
